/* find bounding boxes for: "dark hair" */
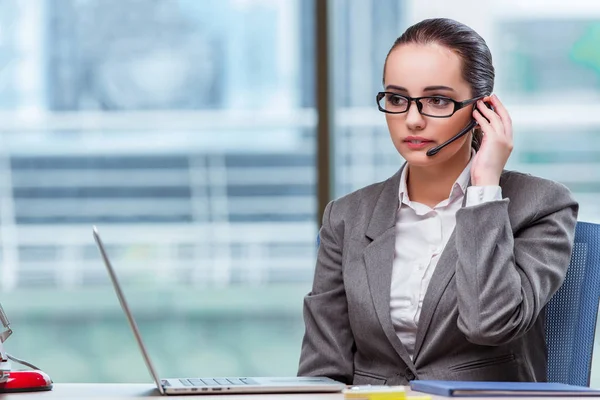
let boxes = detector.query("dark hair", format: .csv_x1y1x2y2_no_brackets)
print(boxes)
384,18,495,151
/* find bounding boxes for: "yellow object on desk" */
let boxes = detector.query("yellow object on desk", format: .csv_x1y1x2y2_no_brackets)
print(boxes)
343,385,431,400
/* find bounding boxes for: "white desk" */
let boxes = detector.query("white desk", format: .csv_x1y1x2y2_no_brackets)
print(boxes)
1,384,599,399
1,384,337,399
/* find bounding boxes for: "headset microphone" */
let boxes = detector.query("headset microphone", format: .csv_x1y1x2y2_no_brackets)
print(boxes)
426,119,477,157
426,101,492,157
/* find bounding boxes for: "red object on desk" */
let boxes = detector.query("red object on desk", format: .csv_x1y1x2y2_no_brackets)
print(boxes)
0,370,53,393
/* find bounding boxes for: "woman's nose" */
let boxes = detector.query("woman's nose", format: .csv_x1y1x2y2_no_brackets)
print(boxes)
405,100,426,130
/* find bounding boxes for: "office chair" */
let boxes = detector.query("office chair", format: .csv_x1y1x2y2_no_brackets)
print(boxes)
546,221,600,386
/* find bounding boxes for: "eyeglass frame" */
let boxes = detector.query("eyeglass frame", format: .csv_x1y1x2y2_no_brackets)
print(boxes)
376,91,482,118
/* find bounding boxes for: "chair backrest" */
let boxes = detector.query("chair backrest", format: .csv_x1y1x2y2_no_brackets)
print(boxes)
546,221,600,386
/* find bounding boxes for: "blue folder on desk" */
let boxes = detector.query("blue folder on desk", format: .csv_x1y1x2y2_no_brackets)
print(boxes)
409,380,600,397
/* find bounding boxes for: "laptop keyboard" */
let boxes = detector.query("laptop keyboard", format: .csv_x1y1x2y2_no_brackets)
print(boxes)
180,378,253,387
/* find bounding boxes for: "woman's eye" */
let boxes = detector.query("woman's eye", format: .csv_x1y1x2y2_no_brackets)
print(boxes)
426,97,451,107
388,95,406,106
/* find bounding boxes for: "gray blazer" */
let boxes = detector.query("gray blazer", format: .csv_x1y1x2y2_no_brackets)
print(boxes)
298,167,578,385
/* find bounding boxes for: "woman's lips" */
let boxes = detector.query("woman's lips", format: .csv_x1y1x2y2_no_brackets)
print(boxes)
403,136,434,149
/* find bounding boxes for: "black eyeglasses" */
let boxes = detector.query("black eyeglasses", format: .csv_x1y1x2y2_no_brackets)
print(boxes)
376,92,481,118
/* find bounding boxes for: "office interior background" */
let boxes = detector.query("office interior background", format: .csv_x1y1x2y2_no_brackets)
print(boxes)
1,0,600,385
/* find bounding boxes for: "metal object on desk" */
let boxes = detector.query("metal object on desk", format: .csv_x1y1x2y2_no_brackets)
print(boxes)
0,303,53,393
0,303,13,383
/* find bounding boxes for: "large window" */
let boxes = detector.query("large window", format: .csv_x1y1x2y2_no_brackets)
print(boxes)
1,0,316,382
495,18,600,224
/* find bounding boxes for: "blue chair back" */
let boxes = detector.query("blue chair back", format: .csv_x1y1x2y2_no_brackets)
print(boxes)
546,221,600,386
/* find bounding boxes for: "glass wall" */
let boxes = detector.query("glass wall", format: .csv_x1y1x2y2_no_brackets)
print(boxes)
1,0,316,382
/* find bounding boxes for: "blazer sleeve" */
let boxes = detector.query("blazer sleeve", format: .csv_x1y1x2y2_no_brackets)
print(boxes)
454,179,579,346
297,200,355,384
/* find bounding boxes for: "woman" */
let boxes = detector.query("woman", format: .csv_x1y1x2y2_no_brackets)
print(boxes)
298,18,578,385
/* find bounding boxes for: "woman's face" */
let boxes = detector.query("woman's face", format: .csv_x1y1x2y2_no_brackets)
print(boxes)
383,43,474,167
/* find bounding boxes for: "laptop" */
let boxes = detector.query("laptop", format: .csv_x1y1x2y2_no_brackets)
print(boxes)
92,226,345,395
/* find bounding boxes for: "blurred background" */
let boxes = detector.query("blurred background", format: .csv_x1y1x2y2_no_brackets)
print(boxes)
1,0,600,386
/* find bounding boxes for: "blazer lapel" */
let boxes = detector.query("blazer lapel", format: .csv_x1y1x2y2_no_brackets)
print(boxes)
412,175,472,361
412,172,508,361
363,164,417,372
411,230,458,361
